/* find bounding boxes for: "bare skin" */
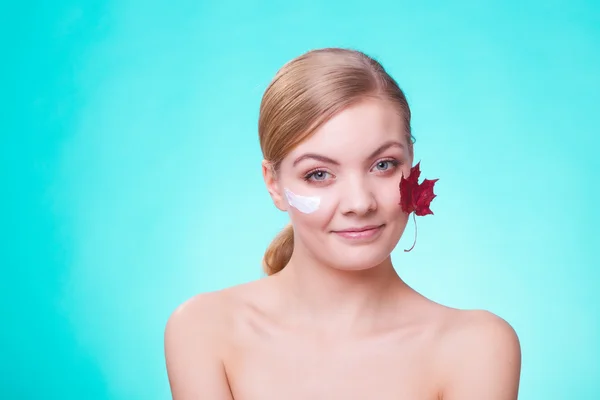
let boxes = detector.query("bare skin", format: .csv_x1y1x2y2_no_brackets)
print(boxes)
165,98,521,399
165,268,521,399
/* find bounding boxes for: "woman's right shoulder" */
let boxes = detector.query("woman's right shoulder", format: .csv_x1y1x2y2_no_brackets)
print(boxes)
164,280,265,337
164,284,259,399
165,289,233,337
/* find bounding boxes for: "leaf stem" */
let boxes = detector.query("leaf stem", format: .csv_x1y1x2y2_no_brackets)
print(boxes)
404,212,417,252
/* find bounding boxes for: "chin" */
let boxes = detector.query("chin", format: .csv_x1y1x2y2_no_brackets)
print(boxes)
325,242,395,272
330,255,390,272
331,259,387,272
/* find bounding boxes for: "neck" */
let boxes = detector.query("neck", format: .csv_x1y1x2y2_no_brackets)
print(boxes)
274,250,408,336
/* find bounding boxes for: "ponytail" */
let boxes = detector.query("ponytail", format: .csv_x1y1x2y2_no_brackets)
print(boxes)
262,223,294,275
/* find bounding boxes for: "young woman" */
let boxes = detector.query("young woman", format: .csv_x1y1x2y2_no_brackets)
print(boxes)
165,48,521,400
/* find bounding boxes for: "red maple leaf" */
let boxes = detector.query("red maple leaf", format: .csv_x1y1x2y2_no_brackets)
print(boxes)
399,162,438,252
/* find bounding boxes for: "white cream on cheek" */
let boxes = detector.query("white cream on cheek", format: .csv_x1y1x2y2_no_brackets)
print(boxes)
284,188,320,214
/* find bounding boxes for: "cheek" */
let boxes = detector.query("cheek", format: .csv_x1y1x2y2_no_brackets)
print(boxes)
375,179,402,214
288,194,337,230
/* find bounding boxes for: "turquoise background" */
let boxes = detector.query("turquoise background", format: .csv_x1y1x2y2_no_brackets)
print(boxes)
1,0,599,398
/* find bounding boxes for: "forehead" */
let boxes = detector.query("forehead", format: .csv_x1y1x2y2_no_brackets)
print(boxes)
287,98,408,162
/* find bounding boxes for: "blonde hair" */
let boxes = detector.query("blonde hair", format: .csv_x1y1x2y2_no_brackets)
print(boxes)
259,48,414,275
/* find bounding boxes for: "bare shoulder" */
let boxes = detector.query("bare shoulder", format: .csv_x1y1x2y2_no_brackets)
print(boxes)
441,309,521,353
438,309,522,399
165,289,231,332
164,286,247,399
165,279,262,335
164,279,266,355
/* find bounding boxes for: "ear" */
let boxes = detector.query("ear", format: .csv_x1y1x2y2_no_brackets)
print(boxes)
262,160,288,212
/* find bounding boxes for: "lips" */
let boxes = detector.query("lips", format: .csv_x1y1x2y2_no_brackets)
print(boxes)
332,224,385,241
335,225,383,233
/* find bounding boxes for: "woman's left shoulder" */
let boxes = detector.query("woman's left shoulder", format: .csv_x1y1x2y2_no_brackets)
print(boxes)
443,309,520,350
435,308,522,396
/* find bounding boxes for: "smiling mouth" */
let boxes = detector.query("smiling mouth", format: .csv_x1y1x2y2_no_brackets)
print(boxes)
332,224,385,240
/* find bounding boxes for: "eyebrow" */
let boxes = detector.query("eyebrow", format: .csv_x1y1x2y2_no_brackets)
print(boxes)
292,140,405,167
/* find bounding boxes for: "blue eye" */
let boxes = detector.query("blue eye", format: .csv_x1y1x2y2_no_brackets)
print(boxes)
305,170,330,181
373,159,399,172
376,161,391,170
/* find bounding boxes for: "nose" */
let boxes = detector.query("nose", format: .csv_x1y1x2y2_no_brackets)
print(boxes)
339,177,377,216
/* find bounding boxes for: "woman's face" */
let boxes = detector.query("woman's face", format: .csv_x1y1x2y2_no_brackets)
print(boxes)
265,98,414,271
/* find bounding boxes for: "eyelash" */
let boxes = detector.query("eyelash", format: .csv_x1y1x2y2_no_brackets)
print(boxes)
303,158,402,183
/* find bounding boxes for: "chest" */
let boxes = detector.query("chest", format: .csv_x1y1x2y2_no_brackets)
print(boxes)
224,332,440,400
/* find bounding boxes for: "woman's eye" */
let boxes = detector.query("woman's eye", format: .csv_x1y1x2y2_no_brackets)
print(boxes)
306,170,331,181
374,160,398,172
376,161,390,170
